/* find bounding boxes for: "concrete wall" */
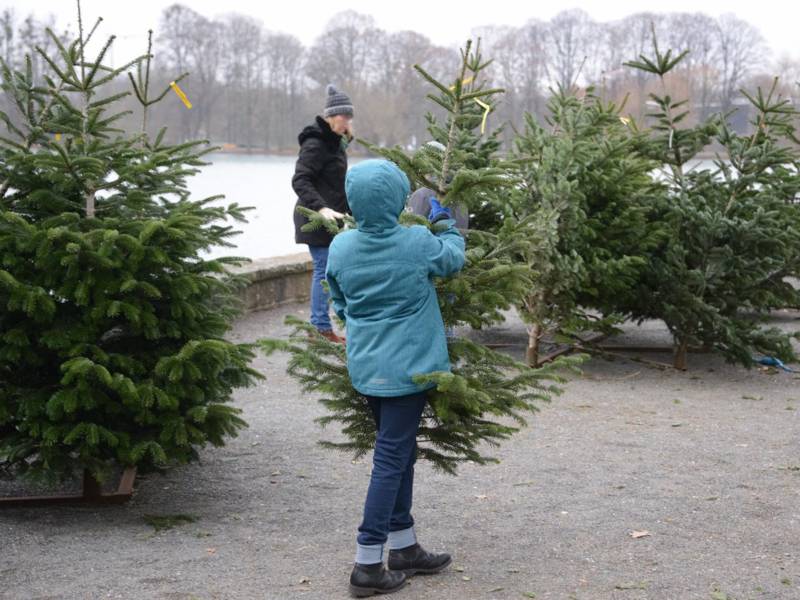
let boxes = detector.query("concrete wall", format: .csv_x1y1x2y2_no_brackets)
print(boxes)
229,252,312,313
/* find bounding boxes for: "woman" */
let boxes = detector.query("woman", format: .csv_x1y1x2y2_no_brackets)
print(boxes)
292,84,354,344
325,159,465,596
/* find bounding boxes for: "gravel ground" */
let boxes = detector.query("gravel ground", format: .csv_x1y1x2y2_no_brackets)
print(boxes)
1,304,798,600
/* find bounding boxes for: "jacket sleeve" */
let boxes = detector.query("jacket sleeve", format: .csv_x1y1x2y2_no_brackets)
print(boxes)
325,263,347,323
292,138,327,211
420,220,466,278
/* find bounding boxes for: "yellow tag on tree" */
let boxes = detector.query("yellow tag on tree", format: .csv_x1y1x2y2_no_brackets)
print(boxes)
475,98,491,134
170,81,193,109
448,75,475,91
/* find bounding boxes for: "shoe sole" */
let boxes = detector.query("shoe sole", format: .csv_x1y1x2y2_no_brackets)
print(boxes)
348,578,407,597
395,555,453,576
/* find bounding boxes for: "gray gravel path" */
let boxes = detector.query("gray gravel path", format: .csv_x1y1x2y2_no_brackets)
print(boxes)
1,304,798,600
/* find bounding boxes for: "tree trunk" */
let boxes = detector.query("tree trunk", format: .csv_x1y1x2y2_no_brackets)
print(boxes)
673,337,689,370
526,322,541,368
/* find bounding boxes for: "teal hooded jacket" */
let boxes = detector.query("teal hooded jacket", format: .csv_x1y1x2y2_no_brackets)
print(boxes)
325,159,466,397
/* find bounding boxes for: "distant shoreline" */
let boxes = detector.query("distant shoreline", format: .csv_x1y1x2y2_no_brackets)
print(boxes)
207,145,727,161
208,145,373,157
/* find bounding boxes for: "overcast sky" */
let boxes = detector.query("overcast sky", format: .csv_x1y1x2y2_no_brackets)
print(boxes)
14,0,800,66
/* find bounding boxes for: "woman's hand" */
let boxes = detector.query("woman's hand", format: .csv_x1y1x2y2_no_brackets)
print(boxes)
320,207,345,221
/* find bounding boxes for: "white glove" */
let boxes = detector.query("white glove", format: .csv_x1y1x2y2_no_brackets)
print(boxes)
319,207,344,221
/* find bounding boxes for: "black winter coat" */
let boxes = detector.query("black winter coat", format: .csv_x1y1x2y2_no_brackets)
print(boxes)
292,116,350,247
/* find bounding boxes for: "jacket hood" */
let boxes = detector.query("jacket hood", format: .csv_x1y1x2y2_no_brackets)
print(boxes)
298,115,341,146
345,159,410,233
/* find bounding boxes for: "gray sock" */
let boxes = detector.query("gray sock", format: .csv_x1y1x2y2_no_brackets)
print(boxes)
355,543,383,565
387,527,416,550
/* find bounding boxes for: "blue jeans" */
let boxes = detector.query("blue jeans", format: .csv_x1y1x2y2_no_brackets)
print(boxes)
308,245,332,332
445,292,456,338
357,392,428,549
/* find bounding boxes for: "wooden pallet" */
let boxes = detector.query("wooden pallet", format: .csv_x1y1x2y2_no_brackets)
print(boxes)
0,467,136,507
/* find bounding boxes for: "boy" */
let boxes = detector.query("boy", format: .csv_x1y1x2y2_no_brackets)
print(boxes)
325,159,465,596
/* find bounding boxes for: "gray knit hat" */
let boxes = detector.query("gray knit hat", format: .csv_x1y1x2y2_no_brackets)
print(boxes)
323,84,354,118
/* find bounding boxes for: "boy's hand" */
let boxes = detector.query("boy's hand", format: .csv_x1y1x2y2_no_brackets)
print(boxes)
428,197,452,223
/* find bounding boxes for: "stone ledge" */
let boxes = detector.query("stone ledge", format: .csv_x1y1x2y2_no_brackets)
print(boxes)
229,252,313,312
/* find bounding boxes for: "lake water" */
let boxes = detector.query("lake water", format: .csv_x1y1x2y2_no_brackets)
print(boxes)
192,153,313,260
192,154,726,260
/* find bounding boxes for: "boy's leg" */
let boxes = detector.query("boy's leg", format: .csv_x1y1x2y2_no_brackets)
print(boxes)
307,245,332,332
356,393,427,562
387,424,422,550
383,394,452,575
350,395,423,596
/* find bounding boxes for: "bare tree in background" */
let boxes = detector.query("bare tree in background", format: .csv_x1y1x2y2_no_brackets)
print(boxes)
602,14,666,117
16,14,61,81
666,12,719,121
546,9,597,91
183,15,223,141
263,32,306,150
774,55,800,103
220,14,265,149
1,5,788,150
148,8,224,140
370,30,438,146
157,4,202,140
304,11,381,95
0,9,72,133
0,9,16,68
0,10,69,74
714,13,768,112
482,22,548,136
599,20,629,103
516,21,549,119
471,24,516,136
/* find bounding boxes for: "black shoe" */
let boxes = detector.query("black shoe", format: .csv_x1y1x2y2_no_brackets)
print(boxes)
349,562,407,597
387,543,452,575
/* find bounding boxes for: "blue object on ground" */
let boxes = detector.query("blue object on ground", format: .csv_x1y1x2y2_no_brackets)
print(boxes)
755,356,797,372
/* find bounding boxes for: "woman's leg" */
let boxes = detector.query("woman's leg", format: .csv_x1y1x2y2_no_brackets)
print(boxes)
307,245,332,332
356,392,427,564
444,292,457,339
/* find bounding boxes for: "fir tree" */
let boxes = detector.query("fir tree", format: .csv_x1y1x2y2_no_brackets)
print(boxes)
623,27,800,368
261,40,582,474
510,86,665,366
0,7,261,485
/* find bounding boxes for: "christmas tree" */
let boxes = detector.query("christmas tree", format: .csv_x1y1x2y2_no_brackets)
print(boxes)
622,28,800,368
0,6,261,485
261,40,581,474
510,86,665,366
